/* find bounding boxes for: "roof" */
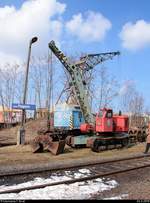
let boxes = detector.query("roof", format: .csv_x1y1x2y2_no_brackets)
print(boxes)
0,106,21,112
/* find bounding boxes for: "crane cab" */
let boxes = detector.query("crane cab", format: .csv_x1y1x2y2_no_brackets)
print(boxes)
96,108,113,133
96,108,129,133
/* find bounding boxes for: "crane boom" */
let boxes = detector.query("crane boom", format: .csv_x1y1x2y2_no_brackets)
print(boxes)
48,40,94,124
48,40,120,125
75,52,120,71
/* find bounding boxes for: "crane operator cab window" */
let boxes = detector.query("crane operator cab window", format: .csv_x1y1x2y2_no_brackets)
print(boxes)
99,110,103,118
98,109,113,118
106,110,113,118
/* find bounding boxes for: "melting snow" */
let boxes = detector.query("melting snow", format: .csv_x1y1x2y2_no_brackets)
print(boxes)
78,169,91,174
103,194,128,200
0,168,119,200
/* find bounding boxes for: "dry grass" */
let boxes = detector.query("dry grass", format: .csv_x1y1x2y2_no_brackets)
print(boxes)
0,118,147,168
0,142,146,167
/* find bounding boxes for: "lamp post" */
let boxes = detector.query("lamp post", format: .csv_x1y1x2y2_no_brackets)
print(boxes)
17,36,38,145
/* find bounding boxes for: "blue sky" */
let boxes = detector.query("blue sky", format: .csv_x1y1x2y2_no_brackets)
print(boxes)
0,0,150,109
60,0,150,104
60,0,150,109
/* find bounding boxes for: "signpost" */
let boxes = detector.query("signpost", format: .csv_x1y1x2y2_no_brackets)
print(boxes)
12,103,36,111
12,103,36,145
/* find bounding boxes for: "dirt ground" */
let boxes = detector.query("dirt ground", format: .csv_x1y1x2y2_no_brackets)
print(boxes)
0,118,147,169
0,118,47,145
91,166,150,200
0,141,146,170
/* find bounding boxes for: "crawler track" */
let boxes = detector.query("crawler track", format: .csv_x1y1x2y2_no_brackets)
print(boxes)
0,154,150,194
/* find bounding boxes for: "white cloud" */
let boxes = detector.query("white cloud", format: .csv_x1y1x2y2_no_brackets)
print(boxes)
0,0,66,68
0,51,21,67
119,20,150,51
66,11,112,42
119,80,135,96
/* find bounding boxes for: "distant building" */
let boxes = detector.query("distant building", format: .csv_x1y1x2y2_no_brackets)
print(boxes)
0,106,22,126
36,108,49,118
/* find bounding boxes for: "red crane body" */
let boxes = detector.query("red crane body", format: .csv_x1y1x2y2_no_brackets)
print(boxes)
80,108,129,134
96,108,129,133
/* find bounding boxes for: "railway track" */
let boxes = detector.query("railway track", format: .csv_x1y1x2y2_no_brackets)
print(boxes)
0,154,150,194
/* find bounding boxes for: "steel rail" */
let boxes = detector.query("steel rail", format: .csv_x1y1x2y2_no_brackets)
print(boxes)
0,154,149,178
0,155,150,194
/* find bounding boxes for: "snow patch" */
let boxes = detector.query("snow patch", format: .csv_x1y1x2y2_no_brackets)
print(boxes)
0,168,119,199
103,194,128,200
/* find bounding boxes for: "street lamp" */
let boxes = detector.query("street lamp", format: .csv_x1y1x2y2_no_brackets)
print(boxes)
17,36,38,145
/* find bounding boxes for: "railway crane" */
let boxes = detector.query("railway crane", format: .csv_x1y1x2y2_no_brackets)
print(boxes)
31,40,130,155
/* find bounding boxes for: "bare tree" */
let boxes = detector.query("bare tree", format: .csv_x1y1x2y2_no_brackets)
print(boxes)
120,80,136,113
0,63,22,127
0,79,6,125
129,92,144,115
30,56,46,108
120,80,144,114
91,66,119,112
29,54,58,113
0,63,21,108
120,80,145,127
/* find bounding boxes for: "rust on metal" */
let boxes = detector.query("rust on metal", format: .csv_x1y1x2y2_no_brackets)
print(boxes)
47,140,65,155
65,135,72,146
31,134,65,155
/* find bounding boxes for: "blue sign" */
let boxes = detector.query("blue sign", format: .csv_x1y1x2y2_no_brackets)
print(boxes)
12,103,36,110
